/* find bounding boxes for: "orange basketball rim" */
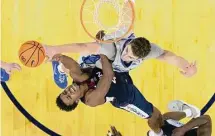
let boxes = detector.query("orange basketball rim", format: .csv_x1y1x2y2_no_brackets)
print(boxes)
80,0,135,44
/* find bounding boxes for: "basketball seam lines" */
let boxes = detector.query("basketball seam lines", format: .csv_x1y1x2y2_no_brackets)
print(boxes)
19,41,39,58
19,45,37,58
35,48,40,67
25,45,39,66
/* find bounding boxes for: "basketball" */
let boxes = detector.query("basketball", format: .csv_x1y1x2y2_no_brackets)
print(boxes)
18,41,45,67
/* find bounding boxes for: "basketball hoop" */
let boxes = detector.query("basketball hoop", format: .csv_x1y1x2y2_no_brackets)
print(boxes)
80,0,135,43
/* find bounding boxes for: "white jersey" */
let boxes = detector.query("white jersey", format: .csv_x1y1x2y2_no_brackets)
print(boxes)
79,28,164,72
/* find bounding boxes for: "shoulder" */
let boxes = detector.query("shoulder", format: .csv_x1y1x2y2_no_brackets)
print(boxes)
150,43,163,50
98,43,117,61
144,43,164,59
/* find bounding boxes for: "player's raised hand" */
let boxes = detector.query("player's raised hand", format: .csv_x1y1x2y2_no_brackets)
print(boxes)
180,61,197,77
96,30,106,41
3,62,21,75
107,126,122,136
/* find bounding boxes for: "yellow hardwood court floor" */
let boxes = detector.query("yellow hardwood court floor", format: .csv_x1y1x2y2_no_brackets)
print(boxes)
1,0,215,136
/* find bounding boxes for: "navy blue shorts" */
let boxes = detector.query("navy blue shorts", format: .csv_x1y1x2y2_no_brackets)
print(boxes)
110,72,154,119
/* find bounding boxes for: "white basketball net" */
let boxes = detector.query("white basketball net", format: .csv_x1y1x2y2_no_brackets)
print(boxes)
83,0,131,34
94,0,121,31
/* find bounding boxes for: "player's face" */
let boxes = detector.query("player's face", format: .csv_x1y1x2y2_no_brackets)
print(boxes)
59,84,83,106
121,45,138,62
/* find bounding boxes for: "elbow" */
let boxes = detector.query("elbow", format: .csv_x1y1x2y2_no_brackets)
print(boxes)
159,50,171,58
88,103,99,107
157,50,177,61
85,99,100,107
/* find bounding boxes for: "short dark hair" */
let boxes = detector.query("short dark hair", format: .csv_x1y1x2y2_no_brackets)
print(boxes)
56,95,78,112
130,37,151,58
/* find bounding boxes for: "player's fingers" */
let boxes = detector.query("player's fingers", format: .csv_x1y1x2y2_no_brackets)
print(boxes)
180,70,186,75
12,63,22,71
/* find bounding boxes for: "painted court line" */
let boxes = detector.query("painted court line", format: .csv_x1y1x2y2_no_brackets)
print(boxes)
1,82,214,136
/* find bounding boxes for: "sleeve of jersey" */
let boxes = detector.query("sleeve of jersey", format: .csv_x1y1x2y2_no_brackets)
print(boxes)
93,44,117,69
144,43,165,59
78,42,116,69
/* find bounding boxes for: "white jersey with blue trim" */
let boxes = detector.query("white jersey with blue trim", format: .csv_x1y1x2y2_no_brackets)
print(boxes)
102,30,165,72
79,28,164,72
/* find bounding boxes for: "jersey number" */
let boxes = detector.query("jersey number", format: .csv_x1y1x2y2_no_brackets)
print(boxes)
96,72,116,84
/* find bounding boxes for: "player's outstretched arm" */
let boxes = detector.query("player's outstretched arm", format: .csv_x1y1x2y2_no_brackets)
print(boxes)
0,61,21,82
85,55,114,107
44,42,101,61
156,50,197,77
172,115,212,136
1,61,21,73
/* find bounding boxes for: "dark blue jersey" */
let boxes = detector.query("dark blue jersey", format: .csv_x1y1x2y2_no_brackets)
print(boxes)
84,68,134,105
81,68,153,119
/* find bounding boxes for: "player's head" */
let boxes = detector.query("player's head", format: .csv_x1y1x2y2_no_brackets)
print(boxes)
56,83,87,112
121,37,151,61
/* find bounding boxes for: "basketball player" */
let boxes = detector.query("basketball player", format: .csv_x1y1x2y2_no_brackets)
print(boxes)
147,100,212,136
0,61,21,82
53,54,164,135
44,0,197,89
105,101,212,136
